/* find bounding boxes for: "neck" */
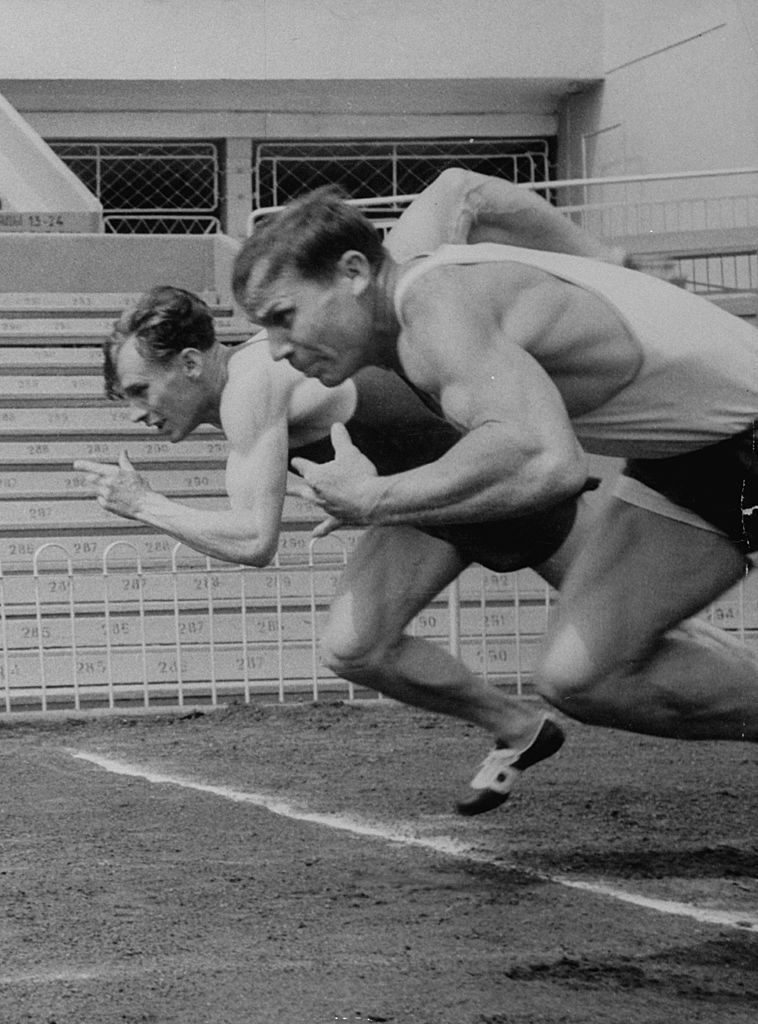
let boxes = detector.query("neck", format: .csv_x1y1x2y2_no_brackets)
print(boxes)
370,256,403,371
199,344,230,428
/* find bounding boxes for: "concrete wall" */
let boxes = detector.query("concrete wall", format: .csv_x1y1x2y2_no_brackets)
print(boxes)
560,0,758,179
0,78,572,143
0,0,603,143
0,233,239,301
0,0,602,81
0,91,101,214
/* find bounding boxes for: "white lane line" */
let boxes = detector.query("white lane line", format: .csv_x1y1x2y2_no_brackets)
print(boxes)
69,749,471,857
70,749,758,933
555,877,758,931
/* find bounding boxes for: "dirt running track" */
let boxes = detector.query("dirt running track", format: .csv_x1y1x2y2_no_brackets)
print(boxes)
1,700,757,1024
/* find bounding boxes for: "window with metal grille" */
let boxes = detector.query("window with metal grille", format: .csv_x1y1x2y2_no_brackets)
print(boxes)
254,138,555,209
50,141,223,234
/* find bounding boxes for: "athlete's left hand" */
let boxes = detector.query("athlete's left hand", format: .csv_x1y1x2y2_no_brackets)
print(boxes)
290,423,380,537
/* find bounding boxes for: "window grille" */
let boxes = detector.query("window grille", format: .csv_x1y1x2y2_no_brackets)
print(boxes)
50,141,222,235
254,138,554,208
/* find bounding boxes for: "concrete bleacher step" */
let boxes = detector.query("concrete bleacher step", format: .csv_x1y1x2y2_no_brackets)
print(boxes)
0,291,237,317
0,406,215,433
0,634,534,696
0,437,228,464
702,291,758,317
0,374,109,398
0,465,228,499
621,226,758,260
0,525,358,570
0,495,319,531
0,314,251,345
0,601,548,652
1,603,544,697
0,347,102,370
622,226,758,323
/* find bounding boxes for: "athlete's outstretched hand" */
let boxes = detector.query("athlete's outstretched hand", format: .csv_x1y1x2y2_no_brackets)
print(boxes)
290,423,379,537
73,449,153,520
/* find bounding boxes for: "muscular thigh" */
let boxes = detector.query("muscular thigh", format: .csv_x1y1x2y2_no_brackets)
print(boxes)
324,526,468,657
550,497,747,669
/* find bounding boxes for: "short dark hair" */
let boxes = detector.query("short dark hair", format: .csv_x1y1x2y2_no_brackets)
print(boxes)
104,286,216,398
232,186,385,304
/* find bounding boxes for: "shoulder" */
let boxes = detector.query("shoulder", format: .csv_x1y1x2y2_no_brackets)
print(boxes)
220,339,300,443
395,248,508,329
398,246,565,316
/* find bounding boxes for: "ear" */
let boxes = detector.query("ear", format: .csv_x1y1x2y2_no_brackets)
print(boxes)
337,250,372,297
179,348,204,378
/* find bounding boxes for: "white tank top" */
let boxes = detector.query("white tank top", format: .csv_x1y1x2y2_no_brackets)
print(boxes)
394,243,758,458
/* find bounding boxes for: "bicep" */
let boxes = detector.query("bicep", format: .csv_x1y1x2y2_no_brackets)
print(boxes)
440,349,577,455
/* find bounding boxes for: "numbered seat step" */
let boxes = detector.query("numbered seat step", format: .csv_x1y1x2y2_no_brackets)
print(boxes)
0,291,237,317
0,437,229,466
0,495,319,531
0,315,250,346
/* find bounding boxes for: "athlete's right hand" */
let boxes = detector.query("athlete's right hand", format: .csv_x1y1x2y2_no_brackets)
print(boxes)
283,473,340,537
73,449,153,520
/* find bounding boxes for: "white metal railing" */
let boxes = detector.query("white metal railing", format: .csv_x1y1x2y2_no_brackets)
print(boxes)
253,138,551,212
1,539,556,714
549,167,758,240
247,166,758,243
0,539,754,716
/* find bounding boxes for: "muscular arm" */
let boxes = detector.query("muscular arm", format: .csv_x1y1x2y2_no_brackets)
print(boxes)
295,273,588,527
75,350,295,566
386,167,627,264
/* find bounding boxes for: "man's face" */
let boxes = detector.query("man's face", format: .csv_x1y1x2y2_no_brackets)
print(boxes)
241,259,373,387
114,336,205,443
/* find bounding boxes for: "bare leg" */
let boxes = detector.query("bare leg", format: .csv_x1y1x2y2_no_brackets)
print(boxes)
535,498,758,740
321,524,544,746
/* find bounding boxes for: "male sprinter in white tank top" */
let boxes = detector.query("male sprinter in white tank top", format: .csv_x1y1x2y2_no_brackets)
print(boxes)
234,182,758,768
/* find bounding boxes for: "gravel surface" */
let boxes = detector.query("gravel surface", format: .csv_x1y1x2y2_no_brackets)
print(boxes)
1,700,757,1023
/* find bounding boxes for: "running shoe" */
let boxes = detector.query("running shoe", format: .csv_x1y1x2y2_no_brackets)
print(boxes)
456,716,565,816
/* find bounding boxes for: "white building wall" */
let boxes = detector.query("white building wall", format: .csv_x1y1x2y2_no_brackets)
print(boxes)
0,0,602,81
562,0,758,178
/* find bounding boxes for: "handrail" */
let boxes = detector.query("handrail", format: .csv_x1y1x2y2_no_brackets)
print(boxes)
248,167,758,235
530,167,758,190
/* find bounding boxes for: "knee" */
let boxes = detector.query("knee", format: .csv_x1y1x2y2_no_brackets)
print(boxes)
533,628,609,719
319,622,393,679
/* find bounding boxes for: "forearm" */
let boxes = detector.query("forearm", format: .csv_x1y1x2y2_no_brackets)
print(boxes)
357,430,588,527
134,491,278,566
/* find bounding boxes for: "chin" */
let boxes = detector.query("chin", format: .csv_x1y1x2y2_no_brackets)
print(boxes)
316,367,348,388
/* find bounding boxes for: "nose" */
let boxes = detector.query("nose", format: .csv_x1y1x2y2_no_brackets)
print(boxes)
129,403,148,424
267,329,294,362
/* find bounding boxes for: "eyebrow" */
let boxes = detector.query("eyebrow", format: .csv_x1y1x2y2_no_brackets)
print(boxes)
252,305,290,329
249,298,276,319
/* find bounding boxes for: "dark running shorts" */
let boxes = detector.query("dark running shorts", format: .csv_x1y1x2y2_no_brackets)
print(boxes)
422,495,580,572
423,479,600,573
623,420,758,555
